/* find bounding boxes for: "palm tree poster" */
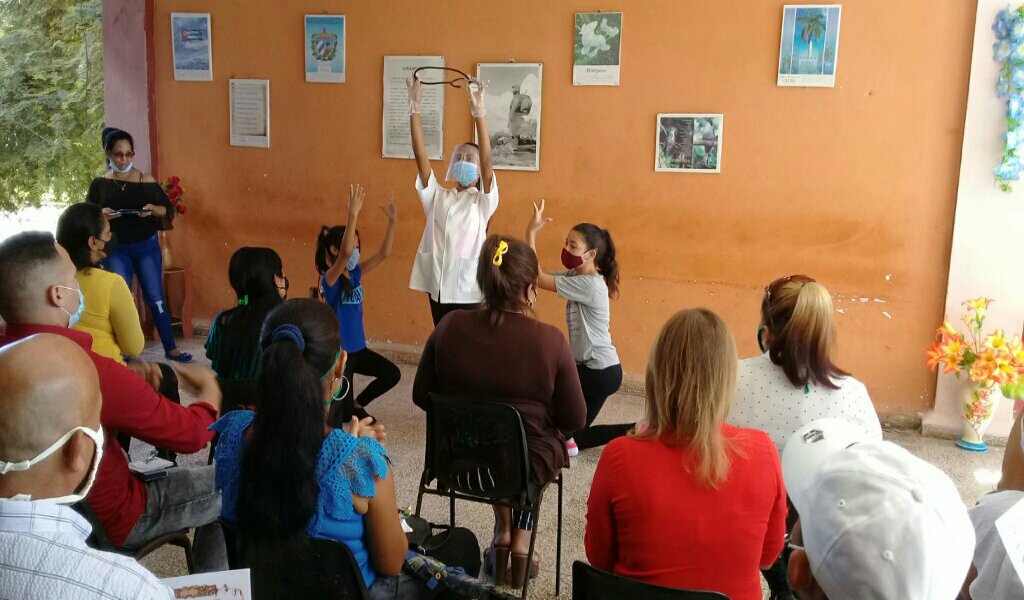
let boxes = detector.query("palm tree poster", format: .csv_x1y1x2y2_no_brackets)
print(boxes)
778,5,842,87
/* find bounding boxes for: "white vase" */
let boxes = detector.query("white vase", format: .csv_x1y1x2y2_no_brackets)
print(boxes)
956,379,1002,452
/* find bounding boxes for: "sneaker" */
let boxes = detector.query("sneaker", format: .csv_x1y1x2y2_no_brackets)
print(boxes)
566,439,579,457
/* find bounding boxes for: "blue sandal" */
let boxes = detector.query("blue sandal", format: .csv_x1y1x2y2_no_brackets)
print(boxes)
164,351,193,363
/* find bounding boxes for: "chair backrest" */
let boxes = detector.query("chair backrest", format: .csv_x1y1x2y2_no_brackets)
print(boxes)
572,561,731,600
426,393,531,503
217,377,260,413
242,536,369,600
70,500,116,551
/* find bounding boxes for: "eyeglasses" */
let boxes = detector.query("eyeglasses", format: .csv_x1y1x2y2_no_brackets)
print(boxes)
413,66,473,88
763,274,816,305
110,151,135,159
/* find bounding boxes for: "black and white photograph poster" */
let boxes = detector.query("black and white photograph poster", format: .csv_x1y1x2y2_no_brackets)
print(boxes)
477,63,543,171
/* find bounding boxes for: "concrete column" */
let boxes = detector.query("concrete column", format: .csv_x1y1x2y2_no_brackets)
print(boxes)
924,0,1024,441
102,0,156,174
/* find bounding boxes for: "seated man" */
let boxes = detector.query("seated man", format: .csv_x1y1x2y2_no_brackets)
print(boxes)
0,334,172,599
961,409,1024,599
782,418,975,600
0,231,225,570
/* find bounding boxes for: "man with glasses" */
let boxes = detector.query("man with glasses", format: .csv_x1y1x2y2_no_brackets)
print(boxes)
782,418,974,599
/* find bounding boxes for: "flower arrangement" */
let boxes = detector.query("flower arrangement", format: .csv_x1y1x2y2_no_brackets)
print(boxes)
927,298,1024,434
927,298,1024,386
993,5,1024,191
161,175,187,216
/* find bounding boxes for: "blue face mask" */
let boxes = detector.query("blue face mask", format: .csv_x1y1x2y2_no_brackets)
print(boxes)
346,248,361,271
57,285,85,328
109,160,133,174
452,161,479,187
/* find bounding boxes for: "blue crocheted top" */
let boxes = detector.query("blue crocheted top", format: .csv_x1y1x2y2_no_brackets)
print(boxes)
210,410,391,588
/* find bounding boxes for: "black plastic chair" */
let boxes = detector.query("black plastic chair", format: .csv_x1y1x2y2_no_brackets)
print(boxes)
71,500,195,573
242,536,370,600
571,561,731,600
415,393,564,598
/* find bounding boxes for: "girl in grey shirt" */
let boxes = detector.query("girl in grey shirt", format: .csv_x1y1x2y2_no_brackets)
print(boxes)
526,201,631,455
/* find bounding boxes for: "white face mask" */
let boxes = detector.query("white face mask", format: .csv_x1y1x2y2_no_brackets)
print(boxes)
0,425,104,505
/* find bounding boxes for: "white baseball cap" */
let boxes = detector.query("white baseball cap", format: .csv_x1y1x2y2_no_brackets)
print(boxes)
783,419,976,600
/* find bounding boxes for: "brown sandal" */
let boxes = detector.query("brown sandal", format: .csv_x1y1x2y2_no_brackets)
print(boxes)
508,552,540,588
483,544,510,584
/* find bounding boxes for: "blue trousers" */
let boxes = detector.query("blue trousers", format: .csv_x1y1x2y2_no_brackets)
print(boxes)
103,235,178,352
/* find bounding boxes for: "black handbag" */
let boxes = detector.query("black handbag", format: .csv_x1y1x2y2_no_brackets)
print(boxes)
405,515,481,578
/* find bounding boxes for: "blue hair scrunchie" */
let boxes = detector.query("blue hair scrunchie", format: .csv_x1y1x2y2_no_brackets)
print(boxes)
270,324,305,353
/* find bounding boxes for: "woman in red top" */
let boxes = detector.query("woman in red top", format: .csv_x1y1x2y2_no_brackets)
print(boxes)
585,308,786,600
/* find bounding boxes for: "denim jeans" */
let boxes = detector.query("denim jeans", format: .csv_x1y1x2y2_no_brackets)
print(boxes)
368,571,436,600
103,235,177,352
122,465,227,572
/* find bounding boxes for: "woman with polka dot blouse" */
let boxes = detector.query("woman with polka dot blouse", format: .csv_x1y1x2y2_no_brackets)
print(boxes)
728,275,882,452
728,274,883,600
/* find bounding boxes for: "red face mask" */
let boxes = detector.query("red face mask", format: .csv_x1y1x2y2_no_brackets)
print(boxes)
561,248,585,270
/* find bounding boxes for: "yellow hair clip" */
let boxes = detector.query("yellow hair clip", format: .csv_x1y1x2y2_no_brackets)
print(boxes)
492,240,509,266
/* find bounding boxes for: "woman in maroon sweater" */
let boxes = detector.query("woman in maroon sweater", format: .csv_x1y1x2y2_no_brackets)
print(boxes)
585,308,787,600
413,235,586,589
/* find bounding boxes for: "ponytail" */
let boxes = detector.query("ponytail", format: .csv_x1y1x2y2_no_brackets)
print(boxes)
238,299,341,540
761,277,849,389
573,223,620,298
476,235,538,327
314,225,353,296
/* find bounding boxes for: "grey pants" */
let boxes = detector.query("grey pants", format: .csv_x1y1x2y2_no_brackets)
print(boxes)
122,465,227,572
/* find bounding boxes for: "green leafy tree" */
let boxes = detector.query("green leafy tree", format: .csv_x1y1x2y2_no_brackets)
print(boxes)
0,0,103,212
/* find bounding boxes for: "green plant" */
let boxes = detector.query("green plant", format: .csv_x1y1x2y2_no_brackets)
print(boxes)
0,0,104,212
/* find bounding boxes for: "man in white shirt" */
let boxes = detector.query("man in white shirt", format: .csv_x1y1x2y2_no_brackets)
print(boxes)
407,74,499,326
0,334,171,599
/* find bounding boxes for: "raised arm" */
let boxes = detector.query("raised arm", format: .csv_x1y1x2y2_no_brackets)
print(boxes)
360,194,397,275
408,76,431,187
468,79,494,194
525,200,557,292
323,184,364,287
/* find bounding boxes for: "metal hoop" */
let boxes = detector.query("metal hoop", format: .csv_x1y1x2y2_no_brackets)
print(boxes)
413,66,473,88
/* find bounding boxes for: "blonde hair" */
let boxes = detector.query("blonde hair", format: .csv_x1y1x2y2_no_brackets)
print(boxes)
636,308,738,487
761,277,848,389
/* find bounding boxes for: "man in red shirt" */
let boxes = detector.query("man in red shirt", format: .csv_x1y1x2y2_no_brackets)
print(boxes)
0,231,225,570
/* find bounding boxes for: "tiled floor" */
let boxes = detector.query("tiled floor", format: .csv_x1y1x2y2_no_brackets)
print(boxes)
138,336,1005,599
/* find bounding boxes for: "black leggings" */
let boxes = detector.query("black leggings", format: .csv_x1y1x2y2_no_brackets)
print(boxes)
428,297,481,327
328,348,401,426
573,363,630,450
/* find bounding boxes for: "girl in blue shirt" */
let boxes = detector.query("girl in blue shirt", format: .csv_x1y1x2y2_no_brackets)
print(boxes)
316,184,401,424
210,299,430,597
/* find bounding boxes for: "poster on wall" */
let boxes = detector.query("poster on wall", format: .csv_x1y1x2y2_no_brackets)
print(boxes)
573,12,623,86
777,5,842,87
171,13,212,81
383,56,445,160
655,114,723,173
229,79,270,148
304,15,346,83
477,63,543,171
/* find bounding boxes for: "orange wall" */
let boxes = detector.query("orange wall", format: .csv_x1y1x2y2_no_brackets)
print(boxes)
152,0,976,416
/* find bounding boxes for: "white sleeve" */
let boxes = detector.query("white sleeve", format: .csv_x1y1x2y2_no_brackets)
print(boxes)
480,172,499,218
415,170,438,215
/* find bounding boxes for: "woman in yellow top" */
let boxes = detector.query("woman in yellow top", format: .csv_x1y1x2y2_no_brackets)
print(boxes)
56,203,144,363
